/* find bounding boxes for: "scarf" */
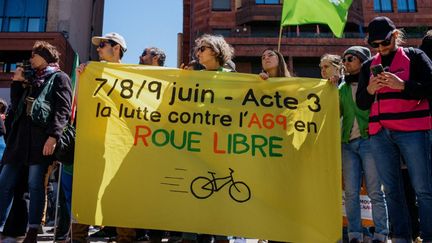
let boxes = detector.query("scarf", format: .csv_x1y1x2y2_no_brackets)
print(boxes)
31,63,61,87
344,73,359,84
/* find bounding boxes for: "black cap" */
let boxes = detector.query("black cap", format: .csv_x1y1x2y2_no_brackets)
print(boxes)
343,46,371,62
367,16,396,43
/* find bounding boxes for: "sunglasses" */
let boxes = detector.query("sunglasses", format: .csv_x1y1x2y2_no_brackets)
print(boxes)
197,46,211,53
141,49,155,57
98,40,117,49
369,35,393,48
342,56,356,63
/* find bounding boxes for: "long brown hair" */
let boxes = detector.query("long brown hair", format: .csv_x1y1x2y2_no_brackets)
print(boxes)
261,48,291,77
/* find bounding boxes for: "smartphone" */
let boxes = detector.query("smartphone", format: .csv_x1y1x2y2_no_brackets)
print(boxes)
371,64,384,77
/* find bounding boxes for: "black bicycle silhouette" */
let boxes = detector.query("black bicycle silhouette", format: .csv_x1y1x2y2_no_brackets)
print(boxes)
190,168,251,203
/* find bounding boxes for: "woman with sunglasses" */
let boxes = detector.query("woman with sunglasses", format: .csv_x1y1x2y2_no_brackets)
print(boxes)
259,48,291,80
356,16,432,243
179,34,234,243
193,34,234,72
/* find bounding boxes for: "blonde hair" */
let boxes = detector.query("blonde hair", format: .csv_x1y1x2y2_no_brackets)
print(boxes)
320,54,343,77
394,29,406,46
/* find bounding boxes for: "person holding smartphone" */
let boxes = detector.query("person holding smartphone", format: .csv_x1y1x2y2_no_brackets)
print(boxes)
356,16,432,243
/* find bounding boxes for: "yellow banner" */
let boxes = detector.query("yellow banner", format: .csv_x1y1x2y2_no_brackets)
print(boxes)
73,62,342,242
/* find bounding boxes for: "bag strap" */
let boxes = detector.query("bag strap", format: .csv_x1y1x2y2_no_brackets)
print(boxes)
36,72,60,101
12,72,60,126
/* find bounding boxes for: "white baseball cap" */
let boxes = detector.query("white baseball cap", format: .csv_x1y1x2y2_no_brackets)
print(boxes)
92,32,127,52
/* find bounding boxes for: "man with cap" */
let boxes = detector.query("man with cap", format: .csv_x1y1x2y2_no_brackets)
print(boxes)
357,16,432,243
91,32,127,63
71,32,136,243
339,46,388,243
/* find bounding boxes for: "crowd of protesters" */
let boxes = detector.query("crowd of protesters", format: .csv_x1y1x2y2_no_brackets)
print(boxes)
0,15,431,243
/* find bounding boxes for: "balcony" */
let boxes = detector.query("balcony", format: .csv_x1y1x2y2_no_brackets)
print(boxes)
236,4,282,25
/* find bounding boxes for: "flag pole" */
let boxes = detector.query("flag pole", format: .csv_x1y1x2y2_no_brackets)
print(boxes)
277,26,283,52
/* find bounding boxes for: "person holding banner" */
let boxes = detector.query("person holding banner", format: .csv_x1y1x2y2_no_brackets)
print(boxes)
357,16,432,243
319,54,343,84
71,32,137,243
194,34,234,72
259,48,291,80
0,41,72,243
179,34,234,243
139,47,166,66
137,46,177,243
339,46,388,243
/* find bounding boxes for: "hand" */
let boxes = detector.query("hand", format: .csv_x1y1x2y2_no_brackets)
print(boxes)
180,63,187,69
377,72,405,90
43,136,57,156
259,72,269,80
76,63,87,76
367,75,384,95
180,63,192,70
12,67,25,82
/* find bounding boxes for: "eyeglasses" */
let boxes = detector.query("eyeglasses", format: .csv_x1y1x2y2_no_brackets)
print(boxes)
369,35,393,48
197,46,211,53
342,56,356,63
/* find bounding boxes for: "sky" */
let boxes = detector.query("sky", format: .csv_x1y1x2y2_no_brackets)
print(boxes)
103,0,183,67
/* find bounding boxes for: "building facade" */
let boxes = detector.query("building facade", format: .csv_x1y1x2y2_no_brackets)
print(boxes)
182,0,432,76
0,0,104,98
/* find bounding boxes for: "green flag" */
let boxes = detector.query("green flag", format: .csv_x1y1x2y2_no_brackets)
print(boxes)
281,0,352,38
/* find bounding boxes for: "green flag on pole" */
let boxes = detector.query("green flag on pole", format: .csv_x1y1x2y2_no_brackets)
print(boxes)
281,0,353,38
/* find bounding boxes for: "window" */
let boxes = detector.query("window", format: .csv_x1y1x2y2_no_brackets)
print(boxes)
0,0,47,32
212,0,230,11
374,0,393,12
213,28,231,37
0,0,4,14
256,0,282,4
9,63,17,72
27,18,40,31
8,18,21,32
398,0,416,12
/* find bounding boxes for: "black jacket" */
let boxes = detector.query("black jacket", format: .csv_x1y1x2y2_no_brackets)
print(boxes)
356,47,432,110
1,71,72,165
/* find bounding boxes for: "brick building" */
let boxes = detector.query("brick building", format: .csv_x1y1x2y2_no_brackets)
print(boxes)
182,0,432,77
0,0,104,99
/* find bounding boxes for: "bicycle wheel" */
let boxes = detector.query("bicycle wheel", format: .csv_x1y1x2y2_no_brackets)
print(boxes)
229,181,251,203
190,177,214,199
